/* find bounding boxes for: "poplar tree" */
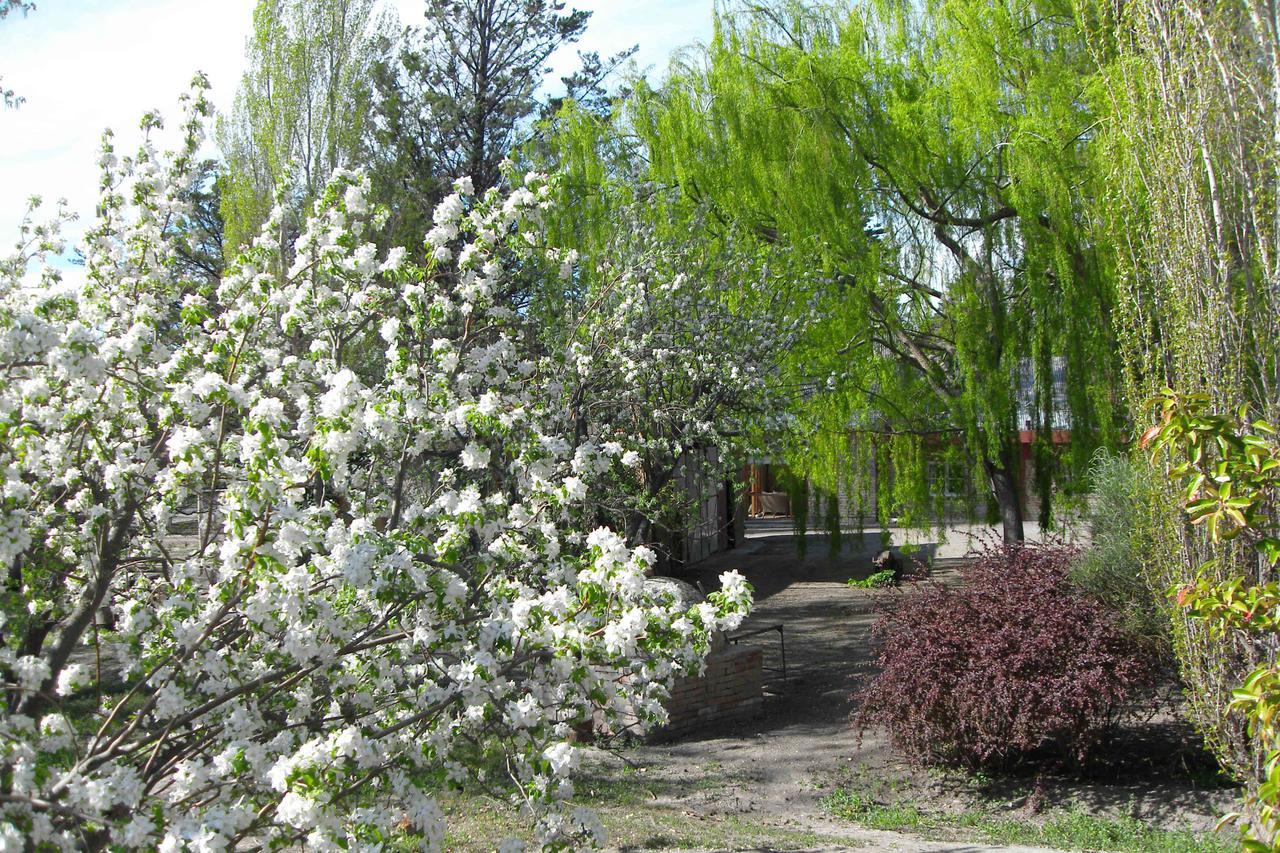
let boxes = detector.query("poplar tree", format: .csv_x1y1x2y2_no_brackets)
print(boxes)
218,0,388,249
619,0,1122,542
1088,0,1280,802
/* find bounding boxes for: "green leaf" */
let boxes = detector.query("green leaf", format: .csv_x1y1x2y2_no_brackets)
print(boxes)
1184,473,1207,500
1187,498,1218,516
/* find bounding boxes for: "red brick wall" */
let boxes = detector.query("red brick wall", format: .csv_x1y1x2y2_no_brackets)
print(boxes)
657,644,764,738
591,644,765,741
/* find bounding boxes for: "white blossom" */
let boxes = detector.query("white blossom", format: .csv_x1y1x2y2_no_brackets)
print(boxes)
0,92,760,852
542,742,578,777
460,442,491,470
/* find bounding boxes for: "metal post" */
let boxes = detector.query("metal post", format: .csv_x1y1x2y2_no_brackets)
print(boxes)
779,625,787,682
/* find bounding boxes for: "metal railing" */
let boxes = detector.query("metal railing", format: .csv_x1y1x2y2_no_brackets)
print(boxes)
726,623,786,681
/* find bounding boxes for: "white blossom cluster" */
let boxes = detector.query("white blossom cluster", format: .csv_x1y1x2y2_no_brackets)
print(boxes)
550,216,804,548
0,82,752,851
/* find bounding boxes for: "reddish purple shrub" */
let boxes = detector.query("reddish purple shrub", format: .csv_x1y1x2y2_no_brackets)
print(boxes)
853,544,1154,769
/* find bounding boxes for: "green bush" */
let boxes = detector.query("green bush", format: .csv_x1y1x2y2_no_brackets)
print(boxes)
1071,450,1170,652
848,569,897,589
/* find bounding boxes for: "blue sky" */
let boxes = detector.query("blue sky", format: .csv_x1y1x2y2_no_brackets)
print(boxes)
0,0,714,253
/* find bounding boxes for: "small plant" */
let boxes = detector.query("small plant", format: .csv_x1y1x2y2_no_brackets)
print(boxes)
848,568,897,589
822,789,929,831
854,544,1155,769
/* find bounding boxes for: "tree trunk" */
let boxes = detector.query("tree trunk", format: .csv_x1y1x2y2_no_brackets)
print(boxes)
984,453,1025,544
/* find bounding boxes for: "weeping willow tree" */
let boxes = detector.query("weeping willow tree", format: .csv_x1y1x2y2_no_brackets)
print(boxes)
602,0,1124,543
1088,0,1280,800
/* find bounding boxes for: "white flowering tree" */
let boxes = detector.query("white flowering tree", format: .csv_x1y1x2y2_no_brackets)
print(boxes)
0,81,752,851
545,216,803,558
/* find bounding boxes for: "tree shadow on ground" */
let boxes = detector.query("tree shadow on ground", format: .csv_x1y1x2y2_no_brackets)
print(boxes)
949,715,1238,826
619,523,1238,835
688,528,941,604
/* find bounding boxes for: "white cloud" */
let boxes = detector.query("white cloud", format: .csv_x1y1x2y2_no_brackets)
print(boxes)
0,0,712,253
0,0,256,253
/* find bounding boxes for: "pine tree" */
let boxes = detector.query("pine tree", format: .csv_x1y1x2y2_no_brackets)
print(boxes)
396,0,590,193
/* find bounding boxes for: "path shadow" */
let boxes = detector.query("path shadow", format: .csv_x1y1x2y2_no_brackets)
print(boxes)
639,522,1235,834
687,528,941,605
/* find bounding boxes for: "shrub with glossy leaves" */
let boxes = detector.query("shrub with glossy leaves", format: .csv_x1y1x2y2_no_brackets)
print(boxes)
854,544,1154,769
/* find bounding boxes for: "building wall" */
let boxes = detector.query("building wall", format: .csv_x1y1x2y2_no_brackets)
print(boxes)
669,446,745,570
658,644,763,739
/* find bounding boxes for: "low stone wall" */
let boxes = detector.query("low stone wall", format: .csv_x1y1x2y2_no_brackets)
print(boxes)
656,644,764,739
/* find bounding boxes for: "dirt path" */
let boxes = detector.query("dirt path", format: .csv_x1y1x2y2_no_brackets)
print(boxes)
585,525,1236,852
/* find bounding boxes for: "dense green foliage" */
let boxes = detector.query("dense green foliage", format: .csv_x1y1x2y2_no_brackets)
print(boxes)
550,0,1124,542
1088,0,1280,820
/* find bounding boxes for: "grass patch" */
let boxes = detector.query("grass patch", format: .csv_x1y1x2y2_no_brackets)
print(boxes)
822,788,1228,853
601,809,853,851
435,788,855,852
432,762,856,852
